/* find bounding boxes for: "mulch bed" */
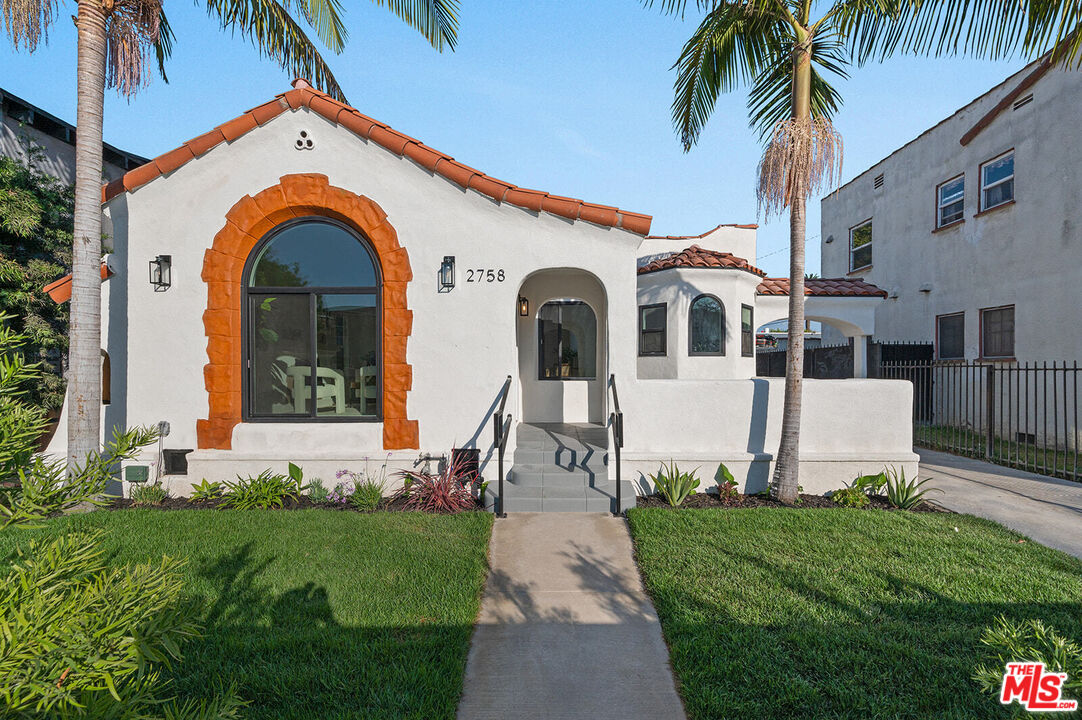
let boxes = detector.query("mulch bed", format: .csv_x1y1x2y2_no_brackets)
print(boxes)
636,492,950,513
106,495,486,513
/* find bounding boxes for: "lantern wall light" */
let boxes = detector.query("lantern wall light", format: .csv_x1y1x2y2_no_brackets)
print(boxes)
439,256,455,292
518,296,529,317
149,254,172,291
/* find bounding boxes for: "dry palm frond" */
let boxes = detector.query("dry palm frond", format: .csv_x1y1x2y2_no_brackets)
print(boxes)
105,0,163,96
756,115,843,217
2,0,59,50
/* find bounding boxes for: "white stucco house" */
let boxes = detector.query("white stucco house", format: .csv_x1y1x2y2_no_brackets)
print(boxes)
45,79,916,511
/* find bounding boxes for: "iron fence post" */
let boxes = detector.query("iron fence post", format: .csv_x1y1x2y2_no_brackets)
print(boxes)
985,365,996,460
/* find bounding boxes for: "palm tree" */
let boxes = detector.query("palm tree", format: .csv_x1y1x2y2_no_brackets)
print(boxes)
3,0,460,467
656,0,1082,503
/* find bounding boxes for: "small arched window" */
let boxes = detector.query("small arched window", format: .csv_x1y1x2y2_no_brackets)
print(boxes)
243,218,381,420
689,294,725,356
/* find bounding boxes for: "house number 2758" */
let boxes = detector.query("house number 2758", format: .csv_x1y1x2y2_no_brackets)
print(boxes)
466,269,506,283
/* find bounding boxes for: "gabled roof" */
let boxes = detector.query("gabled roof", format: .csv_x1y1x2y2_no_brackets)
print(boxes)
637,245,766,277
100,79,653,235
756,277,887,298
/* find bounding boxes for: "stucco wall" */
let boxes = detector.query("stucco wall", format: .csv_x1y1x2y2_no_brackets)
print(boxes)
820,64,1082,361
638,225,758,266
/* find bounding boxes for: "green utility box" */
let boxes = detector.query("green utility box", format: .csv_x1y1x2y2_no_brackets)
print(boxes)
125,465,150,484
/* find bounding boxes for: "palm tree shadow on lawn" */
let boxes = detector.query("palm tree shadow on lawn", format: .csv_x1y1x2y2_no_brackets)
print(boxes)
167,543,474,720
649,547,1082,720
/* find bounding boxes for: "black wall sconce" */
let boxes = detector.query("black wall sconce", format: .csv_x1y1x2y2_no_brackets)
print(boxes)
439,255,455,292
518,296,529,317
149,254,172,291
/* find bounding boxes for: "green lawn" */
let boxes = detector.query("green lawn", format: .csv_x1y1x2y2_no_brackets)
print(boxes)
627,508,1082,720
0,510,493,720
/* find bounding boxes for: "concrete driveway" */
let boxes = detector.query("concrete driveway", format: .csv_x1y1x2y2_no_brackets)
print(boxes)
918,448,1082,559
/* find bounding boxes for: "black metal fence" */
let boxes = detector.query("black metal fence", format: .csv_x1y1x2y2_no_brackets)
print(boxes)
757,340,933,379
881,361,1081,483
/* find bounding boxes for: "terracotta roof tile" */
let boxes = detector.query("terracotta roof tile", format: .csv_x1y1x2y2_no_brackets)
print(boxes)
44,263,113,304
99,80,653,234
756,277,887,297
638,245,766,277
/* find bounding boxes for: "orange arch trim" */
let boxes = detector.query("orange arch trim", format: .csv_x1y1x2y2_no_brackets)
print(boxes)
196,173,418,450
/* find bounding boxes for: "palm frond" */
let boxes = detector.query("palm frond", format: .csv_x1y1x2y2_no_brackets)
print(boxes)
105,0,164,97
748,37,849,138
153,9,175,82
837,0,1082,68
285,0,347,53
368,0,460,52
670,3,789,150
1,0,59,51
204,0,348,101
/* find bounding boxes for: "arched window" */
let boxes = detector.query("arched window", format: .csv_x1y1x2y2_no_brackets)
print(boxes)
243,218,381,420
689,294,725,356
538,300,597,380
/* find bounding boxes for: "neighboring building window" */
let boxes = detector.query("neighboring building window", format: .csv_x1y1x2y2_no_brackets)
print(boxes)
981,305,1015,359
639,303,667,356
538,301,597,380
689,295,724,355
981,151,1014,211
849,220,872,271
937,175,964,227
741,305,754,357
244,218,381,420
936,312,965,360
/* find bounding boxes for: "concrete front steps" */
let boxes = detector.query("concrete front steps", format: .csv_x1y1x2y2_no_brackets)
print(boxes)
495,422,636,513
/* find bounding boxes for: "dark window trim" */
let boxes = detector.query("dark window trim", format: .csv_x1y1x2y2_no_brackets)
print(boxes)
638,303,667,357
848,218,873,272
741,304,754,358
979,149,1015,212
688,294,725,356
935,311,965,360
979,304,1015,360
935,174,965,229
241,216,383,423
536,300,598,381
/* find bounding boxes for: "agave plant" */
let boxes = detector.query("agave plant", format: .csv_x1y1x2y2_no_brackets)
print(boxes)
650,460,700,507
883,466,940,510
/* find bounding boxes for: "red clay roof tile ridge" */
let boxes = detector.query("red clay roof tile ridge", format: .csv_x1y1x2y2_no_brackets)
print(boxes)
638,244,766,277
100,78,653,234
645,222,758,240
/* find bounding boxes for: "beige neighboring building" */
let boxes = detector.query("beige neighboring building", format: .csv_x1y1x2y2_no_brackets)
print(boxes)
820,58,1082,362
1,87,146,182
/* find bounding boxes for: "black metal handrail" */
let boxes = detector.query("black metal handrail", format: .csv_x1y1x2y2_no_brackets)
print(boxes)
608,374,624,517
493,375,512,517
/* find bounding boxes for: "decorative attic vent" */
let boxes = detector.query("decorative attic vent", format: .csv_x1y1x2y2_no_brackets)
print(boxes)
873,173,885,190
1012,93,1034,110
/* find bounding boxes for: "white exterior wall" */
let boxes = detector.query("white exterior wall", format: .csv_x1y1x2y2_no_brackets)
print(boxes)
820,64,1082,361
638,225,757,266
636,268,760,379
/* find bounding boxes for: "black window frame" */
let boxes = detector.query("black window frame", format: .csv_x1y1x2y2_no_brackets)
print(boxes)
638,303,667,357
741,304,754,357
936,311,965,360
536,300,598,381
980,305,1015,360
688,294,725,356
241,217,383,423
849,218,873,272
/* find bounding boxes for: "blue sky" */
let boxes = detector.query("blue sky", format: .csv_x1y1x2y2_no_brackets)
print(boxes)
1,1,1028,276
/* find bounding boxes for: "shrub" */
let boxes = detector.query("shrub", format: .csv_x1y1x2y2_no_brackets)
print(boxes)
0,530,246,717
221,469,299,510
650,460,700,507
852,471,888,495
190,478,224,502
714,463,740,505
973,616,1082,704
830,486,870,508
327,482,353,505
130,482,169,506
307,478,329,503
350,480,384,512
882,466,939,510
394,453,476,513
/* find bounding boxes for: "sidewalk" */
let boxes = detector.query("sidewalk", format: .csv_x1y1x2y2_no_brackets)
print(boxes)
457,513,685,720
918,448,1082,559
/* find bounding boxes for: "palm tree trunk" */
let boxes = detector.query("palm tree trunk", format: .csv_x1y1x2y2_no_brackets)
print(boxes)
67,0,108,467
772,33,813,504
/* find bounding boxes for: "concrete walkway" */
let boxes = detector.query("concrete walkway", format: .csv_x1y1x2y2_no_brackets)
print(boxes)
918,448,1082,559
457,513,685,720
